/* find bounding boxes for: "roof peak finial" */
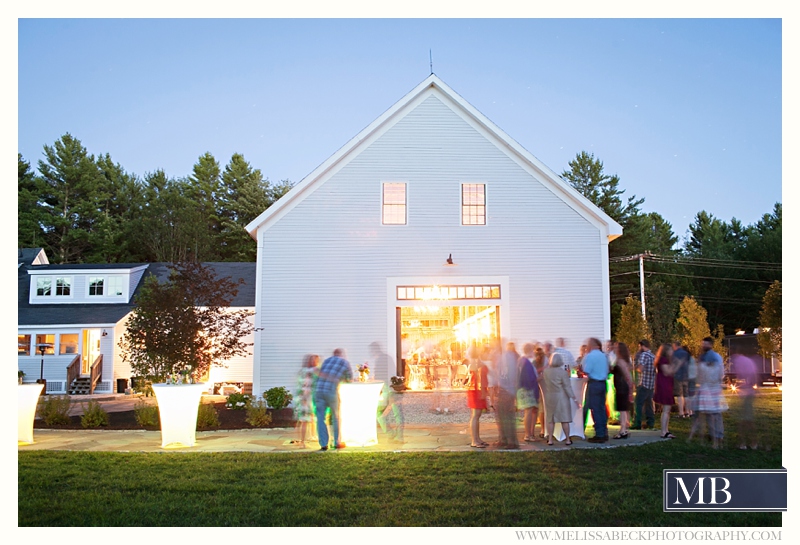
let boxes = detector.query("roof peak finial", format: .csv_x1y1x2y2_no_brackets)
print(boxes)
429,49,433,75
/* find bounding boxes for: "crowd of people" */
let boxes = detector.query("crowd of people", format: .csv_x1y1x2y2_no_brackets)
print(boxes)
290,335,745,451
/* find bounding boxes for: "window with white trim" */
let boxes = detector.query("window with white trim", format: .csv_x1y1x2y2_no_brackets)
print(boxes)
89,277,104,296
461,183,486,225
36,278,51,296
382,182,407,225
55,277,71,296
107,276,123,296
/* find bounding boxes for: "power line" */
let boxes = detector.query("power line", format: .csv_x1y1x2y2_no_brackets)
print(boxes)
611,253,781,269
642,271,776,284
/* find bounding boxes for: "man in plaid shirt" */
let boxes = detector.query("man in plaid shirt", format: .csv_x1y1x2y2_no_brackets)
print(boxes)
314,348,353,450
631,339,656,430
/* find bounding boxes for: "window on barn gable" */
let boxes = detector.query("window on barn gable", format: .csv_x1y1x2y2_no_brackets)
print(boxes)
462,183,486,225
382,182,407,225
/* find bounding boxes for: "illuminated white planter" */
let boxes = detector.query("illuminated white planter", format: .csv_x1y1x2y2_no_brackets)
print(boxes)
339,381,385,447
18,383,44,445
152,383,206,448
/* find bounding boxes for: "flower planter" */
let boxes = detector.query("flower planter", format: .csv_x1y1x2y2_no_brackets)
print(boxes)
152,383,207,448
18,383,44,445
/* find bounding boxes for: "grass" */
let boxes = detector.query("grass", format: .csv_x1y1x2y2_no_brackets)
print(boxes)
18,392,782,527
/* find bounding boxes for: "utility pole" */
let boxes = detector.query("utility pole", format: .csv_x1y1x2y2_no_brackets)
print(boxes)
639,253,646,319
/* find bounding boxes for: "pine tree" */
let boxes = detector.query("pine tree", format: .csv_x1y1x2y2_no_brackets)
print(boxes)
561,151,643,225
185,152,223,261
218,153,271,261
18,154,46,249
37,133,106,263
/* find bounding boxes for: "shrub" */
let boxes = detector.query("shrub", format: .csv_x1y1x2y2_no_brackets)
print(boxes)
80,400,110,428
263,386,293,410
37,395,72,426
225,392,252,409
197,402,220,429
245,400,273,428
134,399,160,427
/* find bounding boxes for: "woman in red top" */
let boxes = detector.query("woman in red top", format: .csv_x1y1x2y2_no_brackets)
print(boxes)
466,345,489,447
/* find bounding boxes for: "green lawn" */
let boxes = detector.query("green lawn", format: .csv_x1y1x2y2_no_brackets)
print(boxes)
18,393,782,526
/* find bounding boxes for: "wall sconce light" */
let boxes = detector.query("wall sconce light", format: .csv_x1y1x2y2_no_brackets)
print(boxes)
101,330,108,337
445,253,456,266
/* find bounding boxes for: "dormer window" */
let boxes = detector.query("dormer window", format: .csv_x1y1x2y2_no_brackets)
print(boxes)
55,277,71,296
89,277,104,296
36,278,51,296
88,275,124,297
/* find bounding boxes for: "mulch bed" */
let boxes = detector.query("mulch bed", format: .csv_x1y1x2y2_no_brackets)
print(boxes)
34,402,296,431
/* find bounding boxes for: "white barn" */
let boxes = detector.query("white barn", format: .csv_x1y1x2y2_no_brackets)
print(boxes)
246,74,622,394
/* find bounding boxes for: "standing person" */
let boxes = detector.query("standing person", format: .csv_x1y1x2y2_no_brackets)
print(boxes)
631,340,656,430
517,343,540,443
653,343,677,439
294,354,320,448
542,352,581,445
533,345,547,438
484,340,500,417
672,342,691,418
686,345,699,420
583,338,610,442
314,348,353,451
689,337,728,449
466,346,489,447
612,343,634,439
493,342,520,449
731,353,758,450
553,338,576,374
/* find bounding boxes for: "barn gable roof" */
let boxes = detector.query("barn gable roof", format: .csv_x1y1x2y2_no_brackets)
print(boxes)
246,74,623,241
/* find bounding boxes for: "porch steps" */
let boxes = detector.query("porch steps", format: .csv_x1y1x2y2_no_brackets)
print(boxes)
69,377,92,395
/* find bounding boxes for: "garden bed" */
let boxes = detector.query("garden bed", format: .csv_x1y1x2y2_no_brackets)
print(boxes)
33,402,296,431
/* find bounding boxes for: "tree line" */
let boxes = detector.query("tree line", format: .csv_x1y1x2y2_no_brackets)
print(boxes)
561,151,781,341
18,137,781,342
18,133,293,264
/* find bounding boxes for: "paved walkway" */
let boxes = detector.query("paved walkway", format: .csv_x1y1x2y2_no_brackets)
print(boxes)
22,392,667,452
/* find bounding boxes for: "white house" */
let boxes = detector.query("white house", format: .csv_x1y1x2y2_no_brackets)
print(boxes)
17,250,256,394
246,74,622,394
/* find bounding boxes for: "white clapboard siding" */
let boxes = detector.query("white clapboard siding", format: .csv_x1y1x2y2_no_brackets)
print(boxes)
255,92,609,393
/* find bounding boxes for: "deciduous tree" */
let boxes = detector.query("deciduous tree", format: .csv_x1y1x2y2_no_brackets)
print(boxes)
615,295,650,350
757,280,782,362
119,262,255,382
676,296,711,357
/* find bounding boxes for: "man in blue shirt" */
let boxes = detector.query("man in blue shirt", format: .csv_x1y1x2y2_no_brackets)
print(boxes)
314,348,353,451
582,338,610,443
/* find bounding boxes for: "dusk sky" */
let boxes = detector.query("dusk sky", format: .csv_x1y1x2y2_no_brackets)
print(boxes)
17,17,782,243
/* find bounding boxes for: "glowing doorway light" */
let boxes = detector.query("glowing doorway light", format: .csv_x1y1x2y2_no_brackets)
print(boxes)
339,381,385,446
18,383,44,445
152,383,207,448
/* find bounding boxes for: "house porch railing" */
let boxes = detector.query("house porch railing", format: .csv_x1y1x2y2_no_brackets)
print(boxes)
89,355,103,394
66,354,81,392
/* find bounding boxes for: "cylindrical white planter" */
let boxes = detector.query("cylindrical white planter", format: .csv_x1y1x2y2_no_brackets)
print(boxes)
18,383,44,445
339,381,385,447
152,383,207,448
